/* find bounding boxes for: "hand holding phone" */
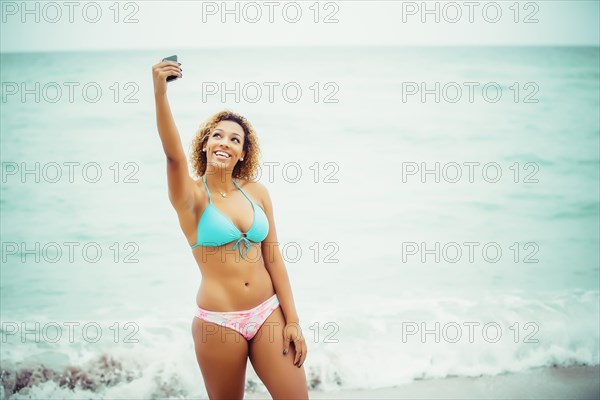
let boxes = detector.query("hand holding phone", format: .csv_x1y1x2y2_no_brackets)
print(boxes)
162,55,181,82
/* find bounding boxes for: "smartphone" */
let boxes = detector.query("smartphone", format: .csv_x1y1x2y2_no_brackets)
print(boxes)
162,55,179,82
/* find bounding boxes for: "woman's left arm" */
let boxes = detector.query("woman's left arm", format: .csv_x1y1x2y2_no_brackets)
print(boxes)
256,182,300,324
256,182,307,367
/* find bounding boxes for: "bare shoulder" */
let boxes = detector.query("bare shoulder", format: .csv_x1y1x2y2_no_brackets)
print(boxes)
236,178,270,208
196,177,209,197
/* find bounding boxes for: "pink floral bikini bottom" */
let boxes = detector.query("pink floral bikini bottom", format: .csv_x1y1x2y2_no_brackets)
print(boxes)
194,294,280,340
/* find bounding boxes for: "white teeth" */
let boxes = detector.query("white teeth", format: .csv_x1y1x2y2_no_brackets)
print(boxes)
215,151,230,158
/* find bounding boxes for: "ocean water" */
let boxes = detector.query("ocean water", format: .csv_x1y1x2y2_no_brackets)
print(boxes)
1,46,599,399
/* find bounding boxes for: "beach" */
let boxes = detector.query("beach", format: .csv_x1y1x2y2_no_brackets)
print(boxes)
246,366,600,400
1,46,598,399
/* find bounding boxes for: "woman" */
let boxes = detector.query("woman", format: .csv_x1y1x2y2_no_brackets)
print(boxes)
152,59,309,399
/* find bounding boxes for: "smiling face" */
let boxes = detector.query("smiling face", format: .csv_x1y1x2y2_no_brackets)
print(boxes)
191,110,261,180
204,120,246,168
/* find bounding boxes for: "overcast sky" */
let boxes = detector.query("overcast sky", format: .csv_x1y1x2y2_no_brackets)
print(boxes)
1,0,599,52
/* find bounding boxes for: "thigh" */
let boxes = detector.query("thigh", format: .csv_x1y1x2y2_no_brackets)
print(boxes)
192,317,249,399
248,307,308,400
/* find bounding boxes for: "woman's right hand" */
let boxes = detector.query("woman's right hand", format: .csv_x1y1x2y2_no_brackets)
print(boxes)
152,60,182,96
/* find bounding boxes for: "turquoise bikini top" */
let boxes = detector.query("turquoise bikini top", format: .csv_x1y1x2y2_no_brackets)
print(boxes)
191,175,269,259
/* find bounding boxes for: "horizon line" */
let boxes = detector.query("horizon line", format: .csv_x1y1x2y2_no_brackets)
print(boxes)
2,43,599,55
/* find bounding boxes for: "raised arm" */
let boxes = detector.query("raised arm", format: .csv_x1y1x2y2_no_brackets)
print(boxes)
151,60,197,212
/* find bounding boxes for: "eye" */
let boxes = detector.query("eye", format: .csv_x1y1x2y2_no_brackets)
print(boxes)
233,138,240,143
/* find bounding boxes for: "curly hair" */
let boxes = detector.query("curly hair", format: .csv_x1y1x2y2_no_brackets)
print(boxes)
190,109,261,182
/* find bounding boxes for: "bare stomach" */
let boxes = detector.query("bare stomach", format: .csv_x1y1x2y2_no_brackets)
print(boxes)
192,242,275,311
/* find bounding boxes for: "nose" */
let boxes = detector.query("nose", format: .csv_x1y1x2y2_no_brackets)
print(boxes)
215,139,229,149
